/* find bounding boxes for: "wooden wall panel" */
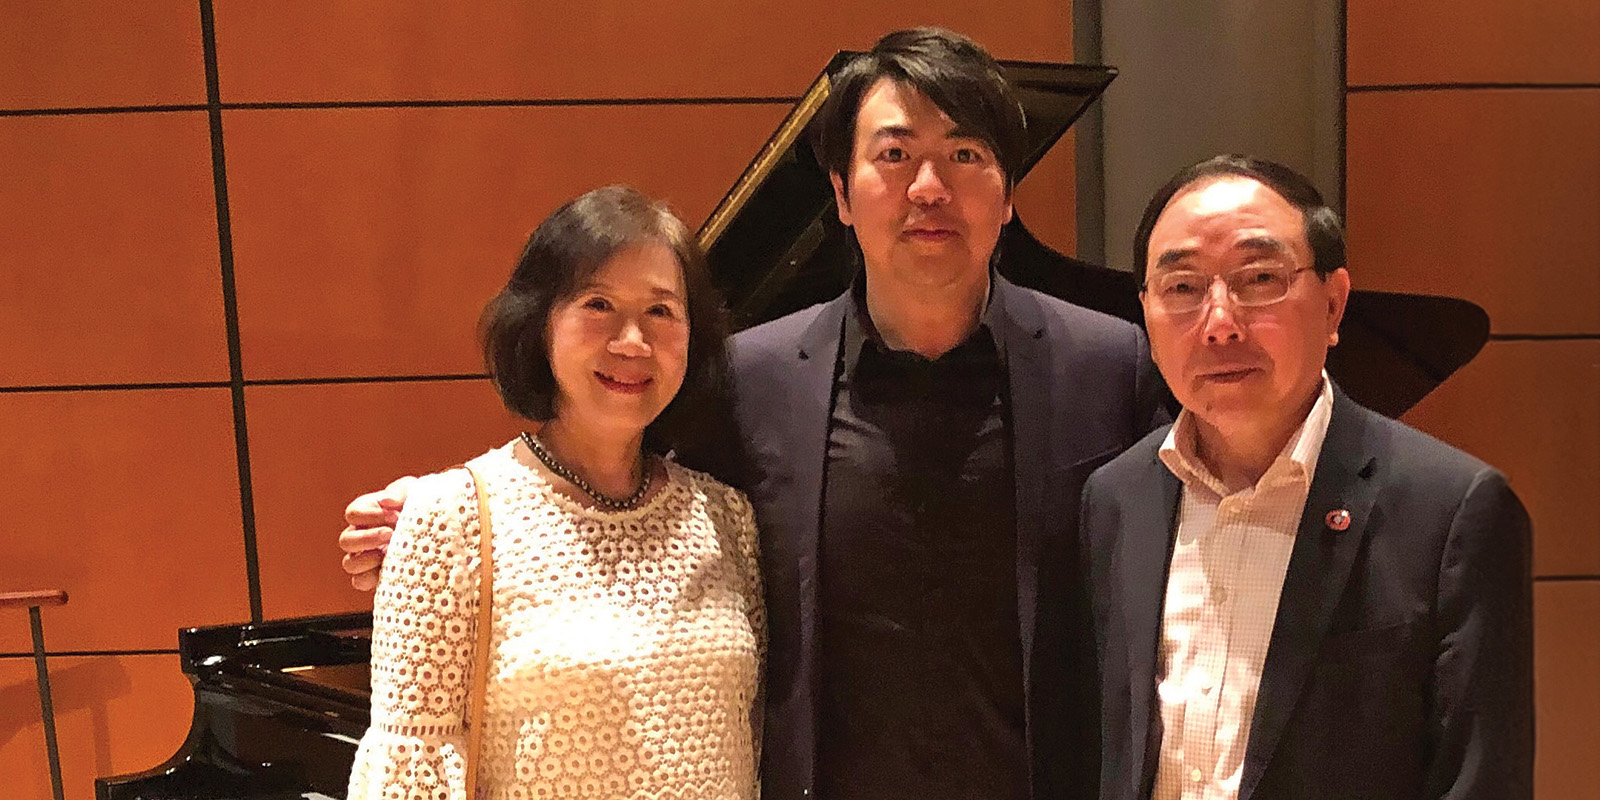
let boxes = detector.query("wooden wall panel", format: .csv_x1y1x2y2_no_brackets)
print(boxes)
2,3,1090,796
0,1,205,110
0,654,192,800
1402,341,1600,577
0,390,249,653
213,2,1073,102
247,380,521,620
1345,90,1600,336
0,113,229,387
1534,582,1600,798
1348,0,1600,86
224,104,788,380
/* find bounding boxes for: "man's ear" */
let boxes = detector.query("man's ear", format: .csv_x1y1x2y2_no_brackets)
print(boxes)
1325,267,1352,343
830,172,853,227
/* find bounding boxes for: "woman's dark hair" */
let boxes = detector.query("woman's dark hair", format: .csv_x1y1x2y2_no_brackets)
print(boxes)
480,185,728,453
1132,154,1346,282
812,27,1028,196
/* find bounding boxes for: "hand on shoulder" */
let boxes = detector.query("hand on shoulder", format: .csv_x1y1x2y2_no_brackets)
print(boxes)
339,475,418,591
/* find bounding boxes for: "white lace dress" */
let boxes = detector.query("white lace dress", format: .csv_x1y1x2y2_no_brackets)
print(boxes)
346,442,764,800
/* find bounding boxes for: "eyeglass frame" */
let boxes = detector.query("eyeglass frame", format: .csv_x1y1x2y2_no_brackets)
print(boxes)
1140,264,1317,315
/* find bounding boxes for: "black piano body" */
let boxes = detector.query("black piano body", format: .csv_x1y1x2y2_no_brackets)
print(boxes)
97,52,1490,800
96,614,372,800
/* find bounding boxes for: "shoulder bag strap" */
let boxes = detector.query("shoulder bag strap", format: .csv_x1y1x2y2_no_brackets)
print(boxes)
462,464,494,800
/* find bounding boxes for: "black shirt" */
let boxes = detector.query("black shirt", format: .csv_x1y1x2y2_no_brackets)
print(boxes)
815,281,1028,800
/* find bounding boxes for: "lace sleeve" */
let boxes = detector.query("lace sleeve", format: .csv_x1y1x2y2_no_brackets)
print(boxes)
347,469,482,800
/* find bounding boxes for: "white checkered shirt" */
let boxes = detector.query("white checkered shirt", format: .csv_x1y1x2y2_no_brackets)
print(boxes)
1150,375,1334,800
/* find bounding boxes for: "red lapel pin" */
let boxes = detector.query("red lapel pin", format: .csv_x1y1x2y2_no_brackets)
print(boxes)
1325,509,1351,531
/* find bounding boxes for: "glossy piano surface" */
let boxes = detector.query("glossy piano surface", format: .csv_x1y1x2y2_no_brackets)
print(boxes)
95,613,372,800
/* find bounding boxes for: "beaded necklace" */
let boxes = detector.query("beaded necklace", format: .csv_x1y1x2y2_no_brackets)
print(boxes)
519,431,651,512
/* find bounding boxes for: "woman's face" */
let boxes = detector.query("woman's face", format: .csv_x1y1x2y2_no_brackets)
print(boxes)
545,242,691,439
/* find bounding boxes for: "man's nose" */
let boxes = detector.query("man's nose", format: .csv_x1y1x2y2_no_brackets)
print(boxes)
1201,280,1244,344
608,318,651,356
906,159,951,205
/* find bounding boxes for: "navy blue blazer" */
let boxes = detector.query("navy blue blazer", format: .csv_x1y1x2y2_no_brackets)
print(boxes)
1083,388,1533,800
690,275,1163,800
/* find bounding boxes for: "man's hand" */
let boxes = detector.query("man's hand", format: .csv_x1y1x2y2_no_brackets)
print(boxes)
339,476,417,591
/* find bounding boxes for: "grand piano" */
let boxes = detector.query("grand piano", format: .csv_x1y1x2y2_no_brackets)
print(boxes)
96,55,1490,800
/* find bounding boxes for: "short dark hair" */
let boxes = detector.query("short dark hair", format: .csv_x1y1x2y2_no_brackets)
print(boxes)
480,185,728,453
1132,154,1346,282
813,27,1028,196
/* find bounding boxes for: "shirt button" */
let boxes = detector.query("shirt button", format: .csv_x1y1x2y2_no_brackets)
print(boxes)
1191,767,1205,783
1212,585,1229,604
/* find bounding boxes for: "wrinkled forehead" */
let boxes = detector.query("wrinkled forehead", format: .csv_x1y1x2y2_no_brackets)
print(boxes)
1151,176,1308,254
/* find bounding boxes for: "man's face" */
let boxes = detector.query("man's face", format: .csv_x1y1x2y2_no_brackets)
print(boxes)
1141,176,1350,435
831,78,1013,295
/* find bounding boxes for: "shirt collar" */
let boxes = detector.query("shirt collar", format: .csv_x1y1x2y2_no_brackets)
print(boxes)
841,270,1006,373
1159,371,1335,498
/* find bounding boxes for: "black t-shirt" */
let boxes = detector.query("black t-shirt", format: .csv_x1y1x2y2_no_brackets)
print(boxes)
814,283,1028,800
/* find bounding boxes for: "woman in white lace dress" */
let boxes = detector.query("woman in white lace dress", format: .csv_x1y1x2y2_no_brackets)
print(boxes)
346,186,763,800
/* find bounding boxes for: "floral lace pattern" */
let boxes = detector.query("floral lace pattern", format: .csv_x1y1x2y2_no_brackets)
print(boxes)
347,442,764,800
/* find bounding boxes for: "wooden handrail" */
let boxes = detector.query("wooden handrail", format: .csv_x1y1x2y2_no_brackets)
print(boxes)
0,590,68,610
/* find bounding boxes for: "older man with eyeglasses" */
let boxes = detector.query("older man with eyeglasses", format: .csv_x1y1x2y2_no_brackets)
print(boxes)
1083,154,1533,800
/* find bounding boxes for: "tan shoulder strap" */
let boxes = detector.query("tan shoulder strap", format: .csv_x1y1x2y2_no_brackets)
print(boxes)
463,464,494,800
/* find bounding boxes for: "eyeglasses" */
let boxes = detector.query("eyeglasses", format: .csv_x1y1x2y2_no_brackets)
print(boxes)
1142,265,1313,315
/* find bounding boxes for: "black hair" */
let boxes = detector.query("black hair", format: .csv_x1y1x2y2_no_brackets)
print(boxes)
812,27,1028,196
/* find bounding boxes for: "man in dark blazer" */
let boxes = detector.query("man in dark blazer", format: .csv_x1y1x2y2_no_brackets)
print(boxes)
1083,155,1532,800
342,28,1162,800
686,28,1161,800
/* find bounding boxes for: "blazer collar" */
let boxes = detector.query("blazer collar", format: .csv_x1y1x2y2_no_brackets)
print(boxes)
1239,387,1382,800
839,270,1012,372
1120,437,1184,799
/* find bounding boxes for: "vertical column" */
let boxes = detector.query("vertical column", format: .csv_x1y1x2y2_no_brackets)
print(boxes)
1089,0,1343,270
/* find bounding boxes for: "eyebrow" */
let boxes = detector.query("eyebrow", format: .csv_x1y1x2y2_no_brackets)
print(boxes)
869,123,988,145
1152,236,1288,271
1152,248,1197,270
577,280,684,300
1236,235,1288,254
868,124,915,143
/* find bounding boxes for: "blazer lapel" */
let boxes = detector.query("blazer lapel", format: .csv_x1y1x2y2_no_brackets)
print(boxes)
785,292,850,618
1121,452,1183,799
758,293,848,793
994,277,1049,709
1240,391,1381,800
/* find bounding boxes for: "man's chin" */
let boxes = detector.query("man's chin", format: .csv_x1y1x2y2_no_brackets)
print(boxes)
885,250,985,285
1187,383,1268,421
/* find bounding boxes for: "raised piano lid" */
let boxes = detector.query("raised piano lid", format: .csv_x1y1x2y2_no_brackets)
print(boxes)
697,52,1489,417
